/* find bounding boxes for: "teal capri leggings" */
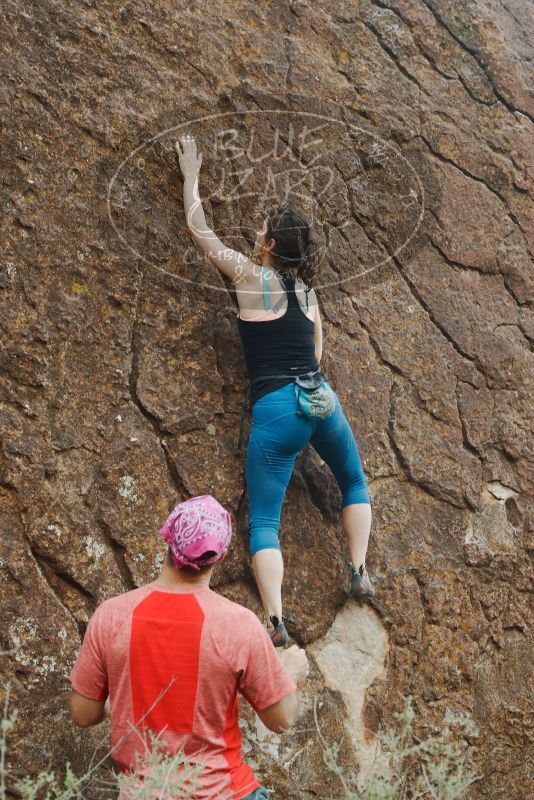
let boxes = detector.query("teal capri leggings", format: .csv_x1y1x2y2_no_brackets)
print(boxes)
246,380,370,556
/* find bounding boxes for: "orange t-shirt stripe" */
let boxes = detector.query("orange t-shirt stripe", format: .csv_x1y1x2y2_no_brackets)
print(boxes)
130,592,205,732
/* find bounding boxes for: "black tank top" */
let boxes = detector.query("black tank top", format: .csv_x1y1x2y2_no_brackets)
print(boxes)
237,273,320,405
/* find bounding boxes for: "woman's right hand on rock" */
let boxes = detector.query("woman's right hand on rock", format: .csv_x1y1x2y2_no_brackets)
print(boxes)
175,135,202,180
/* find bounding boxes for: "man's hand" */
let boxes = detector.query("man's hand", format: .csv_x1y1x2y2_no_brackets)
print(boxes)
175,135,202,180
279,645,309,686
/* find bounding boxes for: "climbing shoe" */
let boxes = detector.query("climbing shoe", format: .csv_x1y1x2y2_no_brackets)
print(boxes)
269,615,288,647
348,561,376,599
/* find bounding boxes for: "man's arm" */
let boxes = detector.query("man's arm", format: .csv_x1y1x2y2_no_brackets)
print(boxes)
256,645,308,732
68,690,106,727
238,628,309,734
68,605,109,724
256,688,299,734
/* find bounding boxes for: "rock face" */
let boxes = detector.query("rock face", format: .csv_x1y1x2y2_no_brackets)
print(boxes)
1,1,532,798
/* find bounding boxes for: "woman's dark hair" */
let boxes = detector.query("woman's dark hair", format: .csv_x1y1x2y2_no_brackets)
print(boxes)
265,205,324,287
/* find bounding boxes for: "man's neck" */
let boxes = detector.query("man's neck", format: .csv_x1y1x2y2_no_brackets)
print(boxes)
152,564,212,591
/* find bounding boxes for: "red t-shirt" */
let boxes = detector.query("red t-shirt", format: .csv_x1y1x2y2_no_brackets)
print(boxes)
69,584,296,800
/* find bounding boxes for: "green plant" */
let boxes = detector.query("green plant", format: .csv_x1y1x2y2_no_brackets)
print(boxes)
3,684,482,800
117,733,204,800
315,696,481,799
1,685,202,800
1,689,18,800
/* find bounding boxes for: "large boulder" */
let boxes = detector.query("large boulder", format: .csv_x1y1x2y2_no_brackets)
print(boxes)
1,1,532,797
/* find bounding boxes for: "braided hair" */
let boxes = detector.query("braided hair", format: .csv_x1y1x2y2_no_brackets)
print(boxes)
265,205,323,288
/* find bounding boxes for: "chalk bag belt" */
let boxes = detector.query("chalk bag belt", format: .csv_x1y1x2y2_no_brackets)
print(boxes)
234,370,322,451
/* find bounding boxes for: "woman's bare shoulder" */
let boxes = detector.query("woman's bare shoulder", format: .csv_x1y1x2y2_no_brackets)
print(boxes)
235,267,266,314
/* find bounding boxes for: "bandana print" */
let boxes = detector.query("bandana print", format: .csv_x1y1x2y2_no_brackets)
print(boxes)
159,495,233,569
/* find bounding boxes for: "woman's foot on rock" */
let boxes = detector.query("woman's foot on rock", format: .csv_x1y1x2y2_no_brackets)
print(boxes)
348,561,376,599
269,615,288,647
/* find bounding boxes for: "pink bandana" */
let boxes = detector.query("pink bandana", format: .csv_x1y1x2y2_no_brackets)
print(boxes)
159,495,233,570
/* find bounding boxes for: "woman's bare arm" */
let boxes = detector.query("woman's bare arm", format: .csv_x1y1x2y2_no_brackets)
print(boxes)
176,136,257,287
312,291,323,364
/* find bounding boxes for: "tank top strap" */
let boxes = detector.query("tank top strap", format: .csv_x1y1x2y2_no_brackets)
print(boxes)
261,266,272,311
278,271,299,309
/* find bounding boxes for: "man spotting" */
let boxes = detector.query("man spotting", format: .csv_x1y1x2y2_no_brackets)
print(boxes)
68,494,309,800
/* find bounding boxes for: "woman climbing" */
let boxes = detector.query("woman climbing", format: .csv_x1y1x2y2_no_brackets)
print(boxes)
175,134,375,646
